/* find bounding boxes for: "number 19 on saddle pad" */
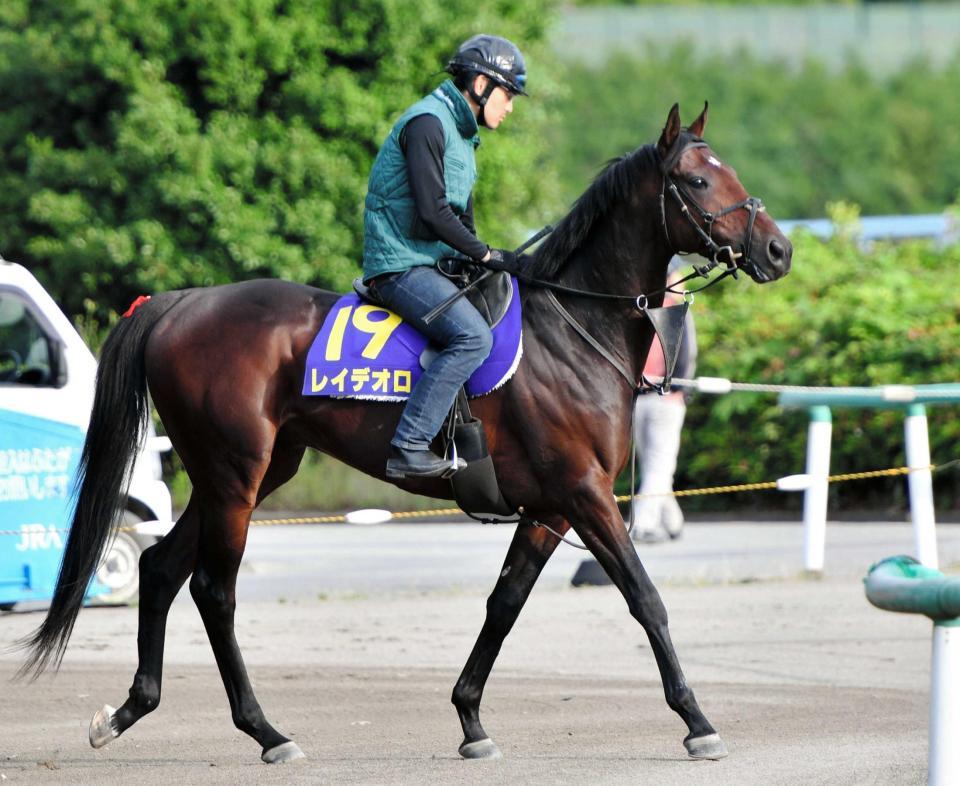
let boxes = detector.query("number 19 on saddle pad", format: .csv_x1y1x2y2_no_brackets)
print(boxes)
302,277,523,402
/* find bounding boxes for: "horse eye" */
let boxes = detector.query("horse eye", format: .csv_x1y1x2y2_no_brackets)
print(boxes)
688,176,708,189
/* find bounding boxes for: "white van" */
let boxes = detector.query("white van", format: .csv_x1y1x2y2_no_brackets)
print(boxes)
0,257,173,607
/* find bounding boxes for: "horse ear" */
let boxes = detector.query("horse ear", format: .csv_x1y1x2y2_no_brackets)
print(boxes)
657,103,682,157
688,101,709,138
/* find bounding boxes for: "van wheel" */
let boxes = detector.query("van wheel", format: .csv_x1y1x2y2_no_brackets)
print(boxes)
92,513,154,606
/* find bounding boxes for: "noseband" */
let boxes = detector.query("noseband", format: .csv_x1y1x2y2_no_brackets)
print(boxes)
658,141,764,278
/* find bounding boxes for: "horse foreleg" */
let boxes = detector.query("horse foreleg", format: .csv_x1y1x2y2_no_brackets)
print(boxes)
189,496,304,764
90,502,200,749
452,520,564,759
570,484,727,760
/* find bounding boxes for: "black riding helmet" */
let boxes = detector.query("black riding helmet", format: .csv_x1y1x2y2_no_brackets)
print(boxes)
445,35,528,127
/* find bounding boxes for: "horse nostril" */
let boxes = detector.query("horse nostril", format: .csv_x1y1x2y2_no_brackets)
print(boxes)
767,237,793,273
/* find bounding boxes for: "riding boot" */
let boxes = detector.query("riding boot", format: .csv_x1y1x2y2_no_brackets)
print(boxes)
385,445,466,480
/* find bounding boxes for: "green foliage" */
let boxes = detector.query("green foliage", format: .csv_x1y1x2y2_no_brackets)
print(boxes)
571,0,852,5
0,0,562,323
551,45,960,221
674,211,960,512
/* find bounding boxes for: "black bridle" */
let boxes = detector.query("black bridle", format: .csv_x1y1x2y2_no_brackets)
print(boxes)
425,139,764,352
517,139,766,303
520,138,769,393
658,140,765,284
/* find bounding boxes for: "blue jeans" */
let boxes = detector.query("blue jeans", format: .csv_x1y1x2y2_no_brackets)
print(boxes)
371,265,493,450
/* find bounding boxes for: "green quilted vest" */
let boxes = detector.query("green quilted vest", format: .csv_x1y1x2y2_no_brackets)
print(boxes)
362,80,480,281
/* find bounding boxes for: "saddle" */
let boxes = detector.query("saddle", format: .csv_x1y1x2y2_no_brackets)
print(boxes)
353,260,516,519
353,258,514,329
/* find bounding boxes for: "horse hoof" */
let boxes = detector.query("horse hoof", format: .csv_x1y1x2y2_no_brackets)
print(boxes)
89,704,118,749
261,741,306,763
459,738,502,759
684,732,728,760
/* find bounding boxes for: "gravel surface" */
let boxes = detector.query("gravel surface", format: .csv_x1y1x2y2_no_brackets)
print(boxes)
2,520,954,785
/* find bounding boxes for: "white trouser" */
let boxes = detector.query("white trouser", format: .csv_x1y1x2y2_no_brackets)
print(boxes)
631,393,687,535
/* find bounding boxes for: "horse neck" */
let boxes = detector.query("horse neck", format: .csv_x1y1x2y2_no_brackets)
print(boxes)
546,198,674,383
559,207,669,295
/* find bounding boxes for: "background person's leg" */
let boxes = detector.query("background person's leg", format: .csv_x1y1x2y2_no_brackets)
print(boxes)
650,399,687,538
631,395,662,541
632,395,686,542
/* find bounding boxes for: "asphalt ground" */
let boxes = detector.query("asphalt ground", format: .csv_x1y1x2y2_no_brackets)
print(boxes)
2,519,958,785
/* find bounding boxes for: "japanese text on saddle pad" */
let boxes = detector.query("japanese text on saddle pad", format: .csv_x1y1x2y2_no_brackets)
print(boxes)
302,286,523,402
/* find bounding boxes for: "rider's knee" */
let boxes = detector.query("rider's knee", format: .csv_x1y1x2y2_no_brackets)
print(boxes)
460,324,493,357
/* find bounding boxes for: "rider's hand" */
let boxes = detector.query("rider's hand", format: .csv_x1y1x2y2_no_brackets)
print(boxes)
483,248,518,272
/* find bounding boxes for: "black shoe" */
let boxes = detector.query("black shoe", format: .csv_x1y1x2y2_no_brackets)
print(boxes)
385,446,466,480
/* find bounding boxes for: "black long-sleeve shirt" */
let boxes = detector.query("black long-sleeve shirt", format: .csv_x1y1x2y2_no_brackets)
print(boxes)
400,114,488,261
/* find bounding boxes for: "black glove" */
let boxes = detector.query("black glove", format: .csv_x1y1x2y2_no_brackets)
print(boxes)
484,248,518,273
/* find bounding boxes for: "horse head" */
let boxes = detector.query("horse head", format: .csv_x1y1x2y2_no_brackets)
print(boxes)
657,103,792,283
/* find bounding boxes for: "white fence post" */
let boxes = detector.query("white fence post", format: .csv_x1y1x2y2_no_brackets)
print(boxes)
905,403,938,569
864,557,960,786
802,405,832,574
929,622,960,786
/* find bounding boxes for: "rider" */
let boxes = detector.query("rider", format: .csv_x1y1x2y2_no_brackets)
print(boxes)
362,34,527,480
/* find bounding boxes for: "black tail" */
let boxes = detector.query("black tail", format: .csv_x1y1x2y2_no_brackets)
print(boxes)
15,294,181,678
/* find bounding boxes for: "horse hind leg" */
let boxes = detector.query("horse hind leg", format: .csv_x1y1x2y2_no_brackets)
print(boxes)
188,450,305,764
90,501,201,748
93,431,306,759
189,553,303,762
256,441,306,507
452,521,564,759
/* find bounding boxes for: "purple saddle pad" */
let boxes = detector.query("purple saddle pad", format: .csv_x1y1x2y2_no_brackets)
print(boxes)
302,276,522,401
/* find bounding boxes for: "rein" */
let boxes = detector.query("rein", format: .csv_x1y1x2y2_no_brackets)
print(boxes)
515,261,732,308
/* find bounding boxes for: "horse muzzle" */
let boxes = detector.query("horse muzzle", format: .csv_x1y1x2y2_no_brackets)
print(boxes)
744,234,792,283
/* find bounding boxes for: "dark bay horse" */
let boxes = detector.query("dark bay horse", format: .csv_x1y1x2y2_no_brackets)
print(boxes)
19,104,791,764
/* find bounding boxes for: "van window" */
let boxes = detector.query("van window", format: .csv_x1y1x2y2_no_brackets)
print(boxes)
0,292,55,386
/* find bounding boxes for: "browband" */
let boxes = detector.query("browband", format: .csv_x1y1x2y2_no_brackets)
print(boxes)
659,135,707,174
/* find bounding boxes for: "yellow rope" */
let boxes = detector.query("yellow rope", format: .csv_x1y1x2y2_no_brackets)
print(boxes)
0,462,949,536
389,507,462,519
250,514,349,526
248,463,943,524
615,464,923,502
247,507,463,526
636,480,780,500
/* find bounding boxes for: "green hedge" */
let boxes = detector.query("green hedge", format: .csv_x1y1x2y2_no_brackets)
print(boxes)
0,0,562,324
550,46,960,221
571,0,855,5
668,204,960,513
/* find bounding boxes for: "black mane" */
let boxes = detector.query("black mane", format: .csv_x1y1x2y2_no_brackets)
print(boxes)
528,144,660,279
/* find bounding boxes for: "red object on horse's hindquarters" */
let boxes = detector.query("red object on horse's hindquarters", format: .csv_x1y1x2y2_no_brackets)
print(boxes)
122,295,152,318
19,103,792,764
